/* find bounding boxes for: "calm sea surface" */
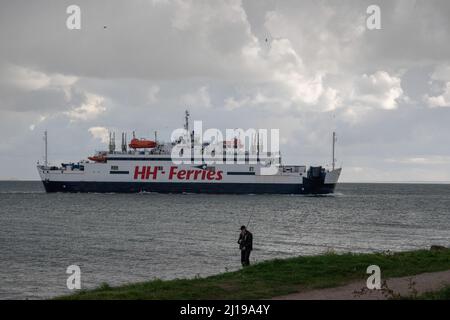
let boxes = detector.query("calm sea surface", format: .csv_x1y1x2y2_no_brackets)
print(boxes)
0,181,449,299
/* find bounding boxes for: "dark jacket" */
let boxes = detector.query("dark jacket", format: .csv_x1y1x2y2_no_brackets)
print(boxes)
238,231,253,251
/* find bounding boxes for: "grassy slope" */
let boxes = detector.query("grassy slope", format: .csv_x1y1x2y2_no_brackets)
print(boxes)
59,248,450,300
420,286,450,299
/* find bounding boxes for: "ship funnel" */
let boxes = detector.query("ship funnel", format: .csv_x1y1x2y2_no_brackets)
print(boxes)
109,131,116,153
121,132,128,152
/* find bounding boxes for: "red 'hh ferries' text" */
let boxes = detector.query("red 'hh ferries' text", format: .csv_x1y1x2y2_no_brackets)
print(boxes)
133,166,223,181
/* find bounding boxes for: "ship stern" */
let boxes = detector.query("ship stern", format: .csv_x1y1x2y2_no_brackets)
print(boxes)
302,167,341,194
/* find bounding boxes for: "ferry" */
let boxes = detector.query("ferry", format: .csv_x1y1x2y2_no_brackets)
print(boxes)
37,111,341,194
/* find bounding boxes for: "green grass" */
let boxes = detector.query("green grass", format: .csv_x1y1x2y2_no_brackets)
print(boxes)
58,248,450,300
419,286,450,300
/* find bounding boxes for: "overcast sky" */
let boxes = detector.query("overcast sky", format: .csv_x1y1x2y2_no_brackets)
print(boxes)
1,0,450,182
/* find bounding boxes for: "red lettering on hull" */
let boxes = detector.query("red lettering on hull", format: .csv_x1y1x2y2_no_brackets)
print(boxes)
134,166,223,181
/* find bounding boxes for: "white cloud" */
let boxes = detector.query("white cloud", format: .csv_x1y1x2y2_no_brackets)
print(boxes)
224,92,291,111
147,85,160,104
385,156,450,165
180,86,211,108
351,71,403,110
2,64,77,97
269,39,325,106
65,93,106,121
261,3,367,74
430,64,450,82
88,127,109,144
224,37,341,112
319,87,342,112
224,96,248,111
7,65,51,91
424,82,450,108
28,115,47,132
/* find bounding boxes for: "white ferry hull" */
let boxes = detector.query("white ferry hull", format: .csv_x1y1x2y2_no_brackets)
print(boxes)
37,161,341,195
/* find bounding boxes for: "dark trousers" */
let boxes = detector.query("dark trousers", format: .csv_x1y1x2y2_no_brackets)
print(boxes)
241,249,251,266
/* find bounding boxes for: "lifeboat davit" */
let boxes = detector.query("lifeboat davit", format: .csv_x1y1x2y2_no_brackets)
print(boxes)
129,138,157,149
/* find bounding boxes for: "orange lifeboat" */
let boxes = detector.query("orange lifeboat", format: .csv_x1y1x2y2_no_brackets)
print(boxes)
129,138,157,149
88,154,107,163
223,138,243,148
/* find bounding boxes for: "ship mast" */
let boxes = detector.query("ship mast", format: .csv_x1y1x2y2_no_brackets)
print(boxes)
256,130,260,162
184,110,190,133
332,131,336,170
184,109,192,144
44,130,48,167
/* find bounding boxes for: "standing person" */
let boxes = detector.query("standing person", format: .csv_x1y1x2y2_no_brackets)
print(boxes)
238,225,253,267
